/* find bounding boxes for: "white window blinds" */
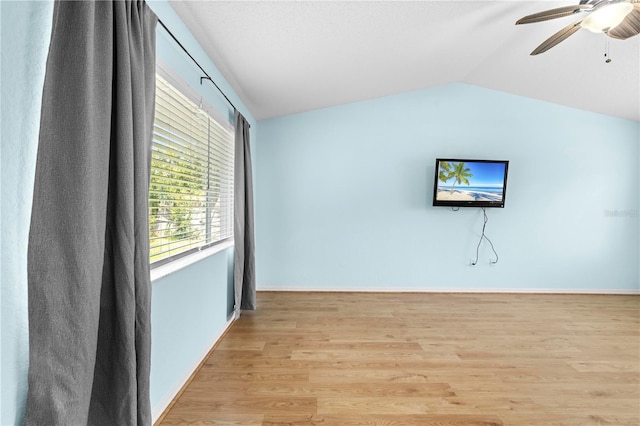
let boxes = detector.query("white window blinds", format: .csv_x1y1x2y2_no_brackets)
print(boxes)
149,73,234,265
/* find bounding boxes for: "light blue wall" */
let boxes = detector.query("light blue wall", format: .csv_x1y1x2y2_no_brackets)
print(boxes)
0,1,255,423
150,247,234,414
256,83,639,293
148,0,255,419
1,1,54,424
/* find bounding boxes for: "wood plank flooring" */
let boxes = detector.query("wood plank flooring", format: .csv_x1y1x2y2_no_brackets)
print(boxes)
158,292,640,426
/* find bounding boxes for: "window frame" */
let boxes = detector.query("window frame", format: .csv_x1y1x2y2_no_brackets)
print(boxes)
149,63,235,272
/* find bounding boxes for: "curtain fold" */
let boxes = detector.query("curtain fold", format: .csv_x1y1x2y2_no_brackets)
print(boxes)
26,1,157,425
233,111,256,315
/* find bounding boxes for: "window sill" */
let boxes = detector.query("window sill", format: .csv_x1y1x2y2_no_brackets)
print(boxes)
150,240,234,282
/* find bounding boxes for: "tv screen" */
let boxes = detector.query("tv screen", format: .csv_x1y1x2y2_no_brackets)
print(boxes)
432,158,509,208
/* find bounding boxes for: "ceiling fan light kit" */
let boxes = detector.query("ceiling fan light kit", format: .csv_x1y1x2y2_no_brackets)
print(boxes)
580,2,634,32
516,0,640,55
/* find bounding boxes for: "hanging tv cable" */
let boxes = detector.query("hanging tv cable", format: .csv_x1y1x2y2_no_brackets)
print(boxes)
471,207,499,265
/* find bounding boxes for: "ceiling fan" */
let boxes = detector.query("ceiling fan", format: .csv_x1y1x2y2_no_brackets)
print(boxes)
516,0,640,55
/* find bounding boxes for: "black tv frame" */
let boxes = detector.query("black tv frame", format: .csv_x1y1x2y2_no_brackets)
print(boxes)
432,158,509,208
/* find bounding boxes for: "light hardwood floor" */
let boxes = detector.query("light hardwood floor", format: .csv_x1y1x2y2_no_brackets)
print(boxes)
158,292,640,426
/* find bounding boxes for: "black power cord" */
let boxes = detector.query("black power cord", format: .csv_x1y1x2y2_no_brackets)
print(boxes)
471,207,499,265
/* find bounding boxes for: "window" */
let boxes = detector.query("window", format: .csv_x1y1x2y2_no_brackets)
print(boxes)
149,73,234,265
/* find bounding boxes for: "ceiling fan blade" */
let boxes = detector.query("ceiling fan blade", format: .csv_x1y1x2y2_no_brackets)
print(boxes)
516,4,592,25
606,6,640,40
530,22,583,55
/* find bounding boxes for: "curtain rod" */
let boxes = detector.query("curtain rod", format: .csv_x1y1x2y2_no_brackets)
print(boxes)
157,19,238,112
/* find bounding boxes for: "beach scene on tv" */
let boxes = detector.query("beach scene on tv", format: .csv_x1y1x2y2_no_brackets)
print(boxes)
435,161,506,202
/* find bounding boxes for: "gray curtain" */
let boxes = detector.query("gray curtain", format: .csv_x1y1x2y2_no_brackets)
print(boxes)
233,111,256,315
26,1,157,425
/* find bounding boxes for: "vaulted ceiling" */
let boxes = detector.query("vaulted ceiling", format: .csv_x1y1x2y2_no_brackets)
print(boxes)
169,0,640,121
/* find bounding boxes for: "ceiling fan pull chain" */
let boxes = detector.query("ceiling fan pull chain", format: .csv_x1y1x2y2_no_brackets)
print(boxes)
604,37,611,63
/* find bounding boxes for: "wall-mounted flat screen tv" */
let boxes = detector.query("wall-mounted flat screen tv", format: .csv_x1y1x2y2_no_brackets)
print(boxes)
432,158,509,208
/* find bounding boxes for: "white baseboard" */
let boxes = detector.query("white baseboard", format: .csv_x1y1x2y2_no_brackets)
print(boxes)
151,316,235,424
258,286,640,295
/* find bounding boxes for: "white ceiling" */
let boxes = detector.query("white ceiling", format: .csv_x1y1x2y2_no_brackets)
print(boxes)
169,0,640,121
